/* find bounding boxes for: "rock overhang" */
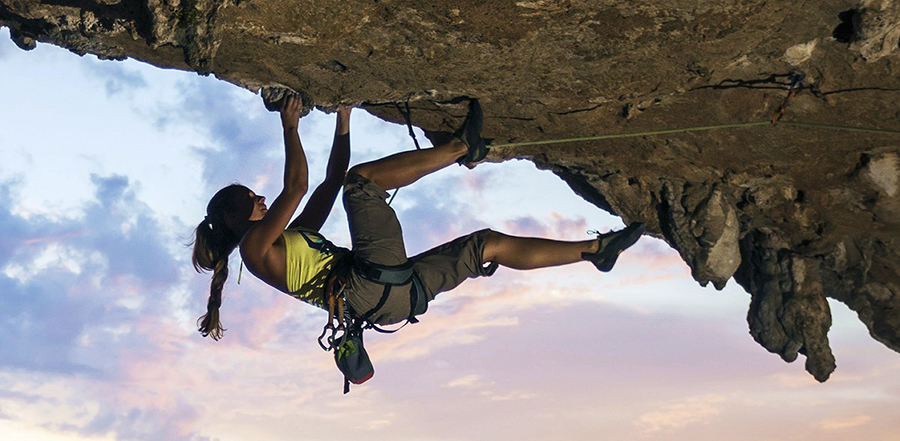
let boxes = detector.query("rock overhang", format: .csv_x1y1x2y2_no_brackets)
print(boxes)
2,0,899,381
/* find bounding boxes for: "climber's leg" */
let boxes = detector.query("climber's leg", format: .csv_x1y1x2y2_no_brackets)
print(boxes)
481,230,600,270
481,224,644,272
348,138,468,191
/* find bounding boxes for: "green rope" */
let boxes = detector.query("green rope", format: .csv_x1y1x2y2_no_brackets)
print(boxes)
777,120,900,135
490,120,900,149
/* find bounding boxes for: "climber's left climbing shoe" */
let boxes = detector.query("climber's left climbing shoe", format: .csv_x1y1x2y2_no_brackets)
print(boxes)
582,223,645,272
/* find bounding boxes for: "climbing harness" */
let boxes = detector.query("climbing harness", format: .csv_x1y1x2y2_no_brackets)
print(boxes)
352,257,428,331
317,254,427,394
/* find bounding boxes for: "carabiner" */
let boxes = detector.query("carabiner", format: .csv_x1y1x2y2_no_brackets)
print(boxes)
318,323,335,351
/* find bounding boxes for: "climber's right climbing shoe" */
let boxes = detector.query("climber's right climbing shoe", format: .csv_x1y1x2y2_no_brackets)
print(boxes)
454,99,490,169
582,223,645,272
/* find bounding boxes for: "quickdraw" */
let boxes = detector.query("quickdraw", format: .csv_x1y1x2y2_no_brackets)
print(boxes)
387,98,423,206
317,258,386,394
771,70,806,125
318,272,350,351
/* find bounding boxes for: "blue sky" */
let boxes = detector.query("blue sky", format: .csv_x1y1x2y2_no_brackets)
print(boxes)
1,27,899,441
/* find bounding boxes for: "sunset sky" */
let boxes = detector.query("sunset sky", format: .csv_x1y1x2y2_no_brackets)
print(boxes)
1,28,898,441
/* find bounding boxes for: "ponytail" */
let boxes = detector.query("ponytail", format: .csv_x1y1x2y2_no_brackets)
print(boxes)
197,256,228,340
192,186,248,340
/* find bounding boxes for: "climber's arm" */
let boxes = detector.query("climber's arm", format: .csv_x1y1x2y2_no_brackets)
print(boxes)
242,96,309,262
290,106,351,231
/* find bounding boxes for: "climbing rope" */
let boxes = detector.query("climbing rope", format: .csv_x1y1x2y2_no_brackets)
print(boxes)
490,120,900,149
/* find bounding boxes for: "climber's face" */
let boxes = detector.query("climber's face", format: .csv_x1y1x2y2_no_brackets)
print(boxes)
247,190,268,221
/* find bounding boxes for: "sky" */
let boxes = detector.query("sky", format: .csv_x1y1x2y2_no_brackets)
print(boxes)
1,27,899,441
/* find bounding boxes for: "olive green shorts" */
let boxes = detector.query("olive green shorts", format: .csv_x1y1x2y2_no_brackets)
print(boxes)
341,173,498,325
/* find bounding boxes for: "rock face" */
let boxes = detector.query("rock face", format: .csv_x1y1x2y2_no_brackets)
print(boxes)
3,0,899,381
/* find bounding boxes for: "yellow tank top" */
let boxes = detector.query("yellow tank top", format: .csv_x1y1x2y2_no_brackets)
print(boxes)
282,228,346,309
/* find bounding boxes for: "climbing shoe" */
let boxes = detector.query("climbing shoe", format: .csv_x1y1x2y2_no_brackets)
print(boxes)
454,99,490,169
582,222,645,272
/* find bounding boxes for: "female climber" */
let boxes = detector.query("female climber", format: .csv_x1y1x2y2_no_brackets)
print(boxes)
192,95,644,341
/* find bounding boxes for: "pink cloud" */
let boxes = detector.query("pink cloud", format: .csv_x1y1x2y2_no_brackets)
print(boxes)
638,394,725,433
547,212,590,240
22,229,86,245
818,415,872,431
503,216,550,237
462,169,490,194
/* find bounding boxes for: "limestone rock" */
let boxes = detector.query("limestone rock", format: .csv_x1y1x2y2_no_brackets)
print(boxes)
3,0,900,381
850,0,900,62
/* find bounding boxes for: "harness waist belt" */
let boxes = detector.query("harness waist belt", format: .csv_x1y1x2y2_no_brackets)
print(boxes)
353,257,427,324
353,259,414,285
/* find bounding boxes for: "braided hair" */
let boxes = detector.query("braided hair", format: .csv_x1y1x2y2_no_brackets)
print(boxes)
191,184,253,340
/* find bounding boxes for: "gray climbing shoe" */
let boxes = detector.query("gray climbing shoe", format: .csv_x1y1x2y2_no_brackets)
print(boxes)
454,99,489,169
582,223,645,272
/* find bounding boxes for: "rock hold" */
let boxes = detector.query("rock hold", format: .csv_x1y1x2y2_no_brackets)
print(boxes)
260,86,312,116
850,0,900,62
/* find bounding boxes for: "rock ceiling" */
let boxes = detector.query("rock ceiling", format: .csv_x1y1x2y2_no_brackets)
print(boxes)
3,0,900,381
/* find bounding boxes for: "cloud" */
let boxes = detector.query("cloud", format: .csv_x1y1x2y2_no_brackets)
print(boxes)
817,414,872,431
366,284,780,408
499,213,592,240
503,216,549,237
0,370,207,441
79,175,179,289
78,398,201,441
0,183,100,373
152,77,284,194
364,419,392,430
81,58,148,96
445,373,484,388
392,172,490,255
487,391,537,401
638,395,725,433
442,374,537,402
545,212,590,239
0,175,180,374
767,372,829,389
